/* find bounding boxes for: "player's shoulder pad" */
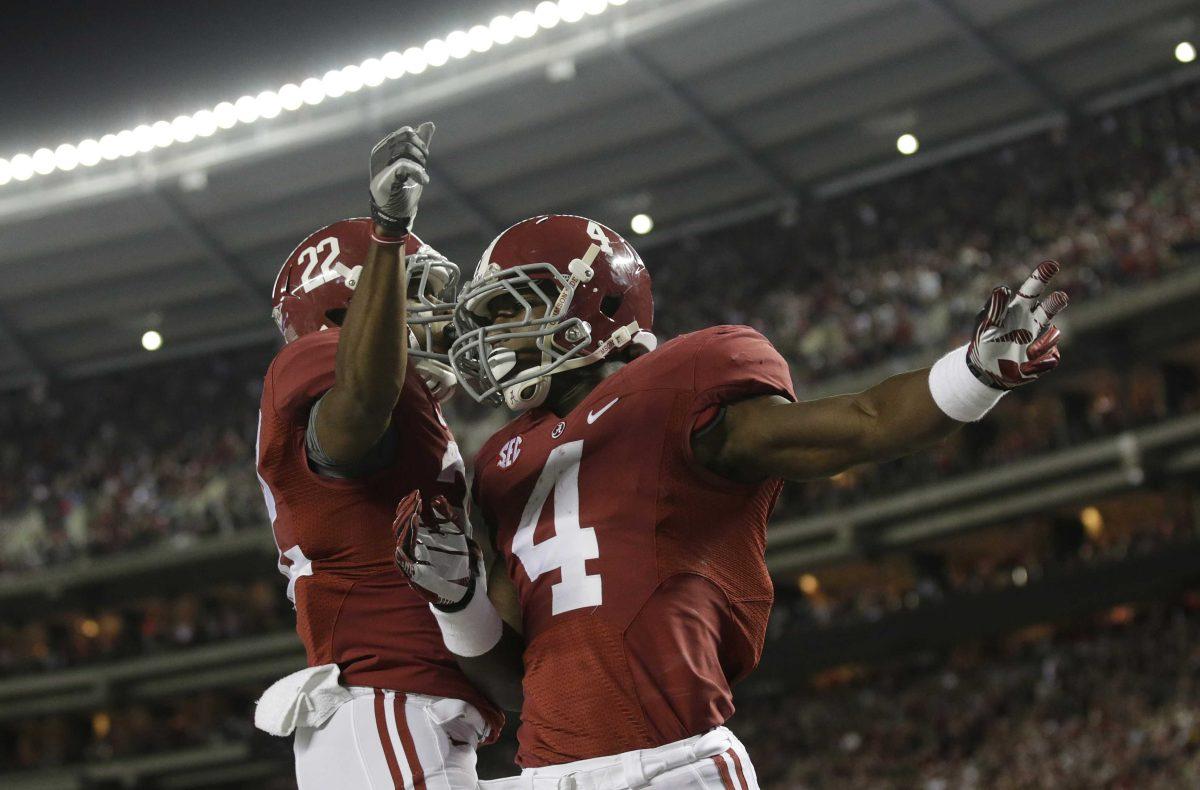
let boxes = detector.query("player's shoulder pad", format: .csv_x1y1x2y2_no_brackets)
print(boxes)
264,329,340,421
689,324,796,401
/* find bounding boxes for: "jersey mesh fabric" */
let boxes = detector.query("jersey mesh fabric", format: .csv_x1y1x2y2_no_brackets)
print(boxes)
257,329,502,738
474,326,794,765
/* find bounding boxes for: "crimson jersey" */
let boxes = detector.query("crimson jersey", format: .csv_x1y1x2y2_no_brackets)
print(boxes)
472,325,795,766
256,328,501,736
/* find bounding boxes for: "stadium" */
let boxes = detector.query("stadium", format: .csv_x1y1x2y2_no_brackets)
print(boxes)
1,0,1199,787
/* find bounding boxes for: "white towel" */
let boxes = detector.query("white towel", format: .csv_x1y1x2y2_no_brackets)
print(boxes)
254,664,354,736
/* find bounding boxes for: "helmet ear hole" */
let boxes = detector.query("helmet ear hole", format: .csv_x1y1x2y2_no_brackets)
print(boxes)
325,308,347,326
600,295,622,318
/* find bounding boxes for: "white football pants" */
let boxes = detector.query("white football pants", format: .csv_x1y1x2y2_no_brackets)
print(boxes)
294,688,487,790
480,727,758,790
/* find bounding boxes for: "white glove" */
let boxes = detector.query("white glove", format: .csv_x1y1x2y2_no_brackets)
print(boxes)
393,490,485,610
967,259,1069,390
369,122,434,239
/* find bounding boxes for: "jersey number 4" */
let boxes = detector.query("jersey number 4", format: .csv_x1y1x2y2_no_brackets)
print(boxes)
511,440,602,615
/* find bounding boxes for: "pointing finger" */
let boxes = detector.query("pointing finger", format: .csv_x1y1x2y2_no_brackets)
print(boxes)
415,121,436,149
1014,260,1060,306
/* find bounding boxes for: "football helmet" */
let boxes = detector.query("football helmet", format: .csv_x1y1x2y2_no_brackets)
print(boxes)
449,214,655,411
271,218,460,400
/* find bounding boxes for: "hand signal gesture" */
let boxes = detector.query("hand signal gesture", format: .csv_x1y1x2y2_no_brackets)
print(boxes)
967,260,1069,390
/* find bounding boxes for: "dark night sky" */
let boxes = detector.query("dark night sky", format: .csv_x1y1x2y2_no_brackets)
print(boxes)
0,0,517,151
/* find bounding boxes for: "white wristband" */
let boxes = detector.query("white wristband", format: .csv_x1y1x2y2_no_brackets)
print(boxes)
928,344,1006,422
430,588,503,658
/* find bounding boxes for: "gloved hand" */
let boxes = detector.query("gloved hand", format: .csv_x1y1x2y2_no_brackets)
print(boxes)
369,122,435,240
967,260,1069,390
393,489,485,611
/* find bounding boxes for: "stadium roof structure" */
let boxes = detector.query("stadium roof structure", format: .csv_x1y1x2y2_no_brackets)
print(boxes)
0,0,1196,388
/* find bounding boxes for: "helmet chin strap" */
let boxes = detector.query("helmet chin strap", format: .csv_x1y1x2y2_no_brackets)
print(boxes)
416,359,457,402
498,320,655,412
407,328,457,402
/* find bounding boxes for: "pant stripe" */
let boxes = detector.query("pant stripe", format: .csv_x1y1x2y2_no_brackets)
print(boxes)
711,752,737,790
727,747,750,790
373,690,405,789
393,693,429,790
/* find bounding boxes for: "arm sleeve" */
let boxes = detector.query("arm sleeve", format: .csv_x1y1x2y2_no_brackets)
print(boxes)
268,331,398,479
304,394,398,479
688,326,796,433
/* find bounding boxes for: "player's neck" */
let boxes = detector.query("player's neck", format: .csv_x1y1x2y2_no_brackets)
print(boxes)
546,360,625,417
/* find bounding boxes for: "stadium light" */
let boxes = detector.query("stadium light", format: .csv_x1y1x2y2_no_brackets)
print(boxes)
0,0,638,189
141,330,163,351
630,213,654,234
896,133,919,156
1177,41,1197,64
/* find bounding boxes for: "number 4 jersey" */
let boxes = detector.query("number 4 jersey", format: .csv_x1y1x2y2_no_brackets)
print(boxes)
256,328,502,736
472,325,796,767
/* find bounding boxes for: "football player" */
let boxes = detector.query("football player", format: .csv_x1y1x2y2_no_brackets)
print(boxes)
253,123,502,790
396,214,1067,789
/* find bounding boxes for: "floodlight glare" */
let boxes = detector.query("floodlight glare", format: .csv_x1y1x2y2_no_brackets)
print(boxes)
630,213,654,234
321,70,347,98
53,144,79,171
171,115,196,144
0,0,637,188
424,39,450,67
559,0,586,24
278,83,305,111
490,16,515,45
535,2,561,28
1177,41,1197,64
299,78,326,106
11,154,33,181
78,139,102,166
381,51,405,79
213,102,238,130
513,11,539,38
116,130,139,157
447,30,473,58
234,96,259,124
141,330,163,351
896,133,920,155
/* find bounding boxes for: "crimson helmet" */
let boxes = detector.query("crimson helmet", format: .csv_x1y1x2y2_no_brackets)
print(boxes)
271,218,461,399
449,214,655,411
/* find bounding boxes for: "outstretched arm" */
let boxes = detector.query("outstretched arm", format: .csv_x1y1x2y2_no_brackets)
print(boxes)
695,261,1069,482
312,123,433,467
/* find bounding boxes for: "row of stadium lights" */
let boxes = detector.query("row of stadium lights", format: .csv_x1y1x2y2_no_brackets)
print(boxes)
0,0,631,188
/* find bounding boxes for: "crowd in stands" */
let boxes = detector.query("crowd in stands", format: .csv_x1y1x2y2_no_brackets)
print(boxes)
737,596,1200,788
1,687,264,773
772,489,1198,632
652,84,1200,385
0,579,290,676
6,589,1199,787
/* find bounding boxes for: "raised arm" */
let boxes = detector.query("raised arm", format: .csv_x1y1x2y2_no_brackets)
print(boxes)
695,261,1069,482
312,123,434,467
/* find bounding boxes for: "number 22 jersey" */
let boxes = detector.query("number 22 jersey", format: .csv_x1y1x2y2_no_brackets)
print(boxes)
472,325,795,767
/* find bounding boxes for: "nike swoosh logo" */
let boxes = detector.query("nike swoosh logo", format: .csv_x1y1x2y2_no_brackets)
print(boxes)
587,397,619,424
